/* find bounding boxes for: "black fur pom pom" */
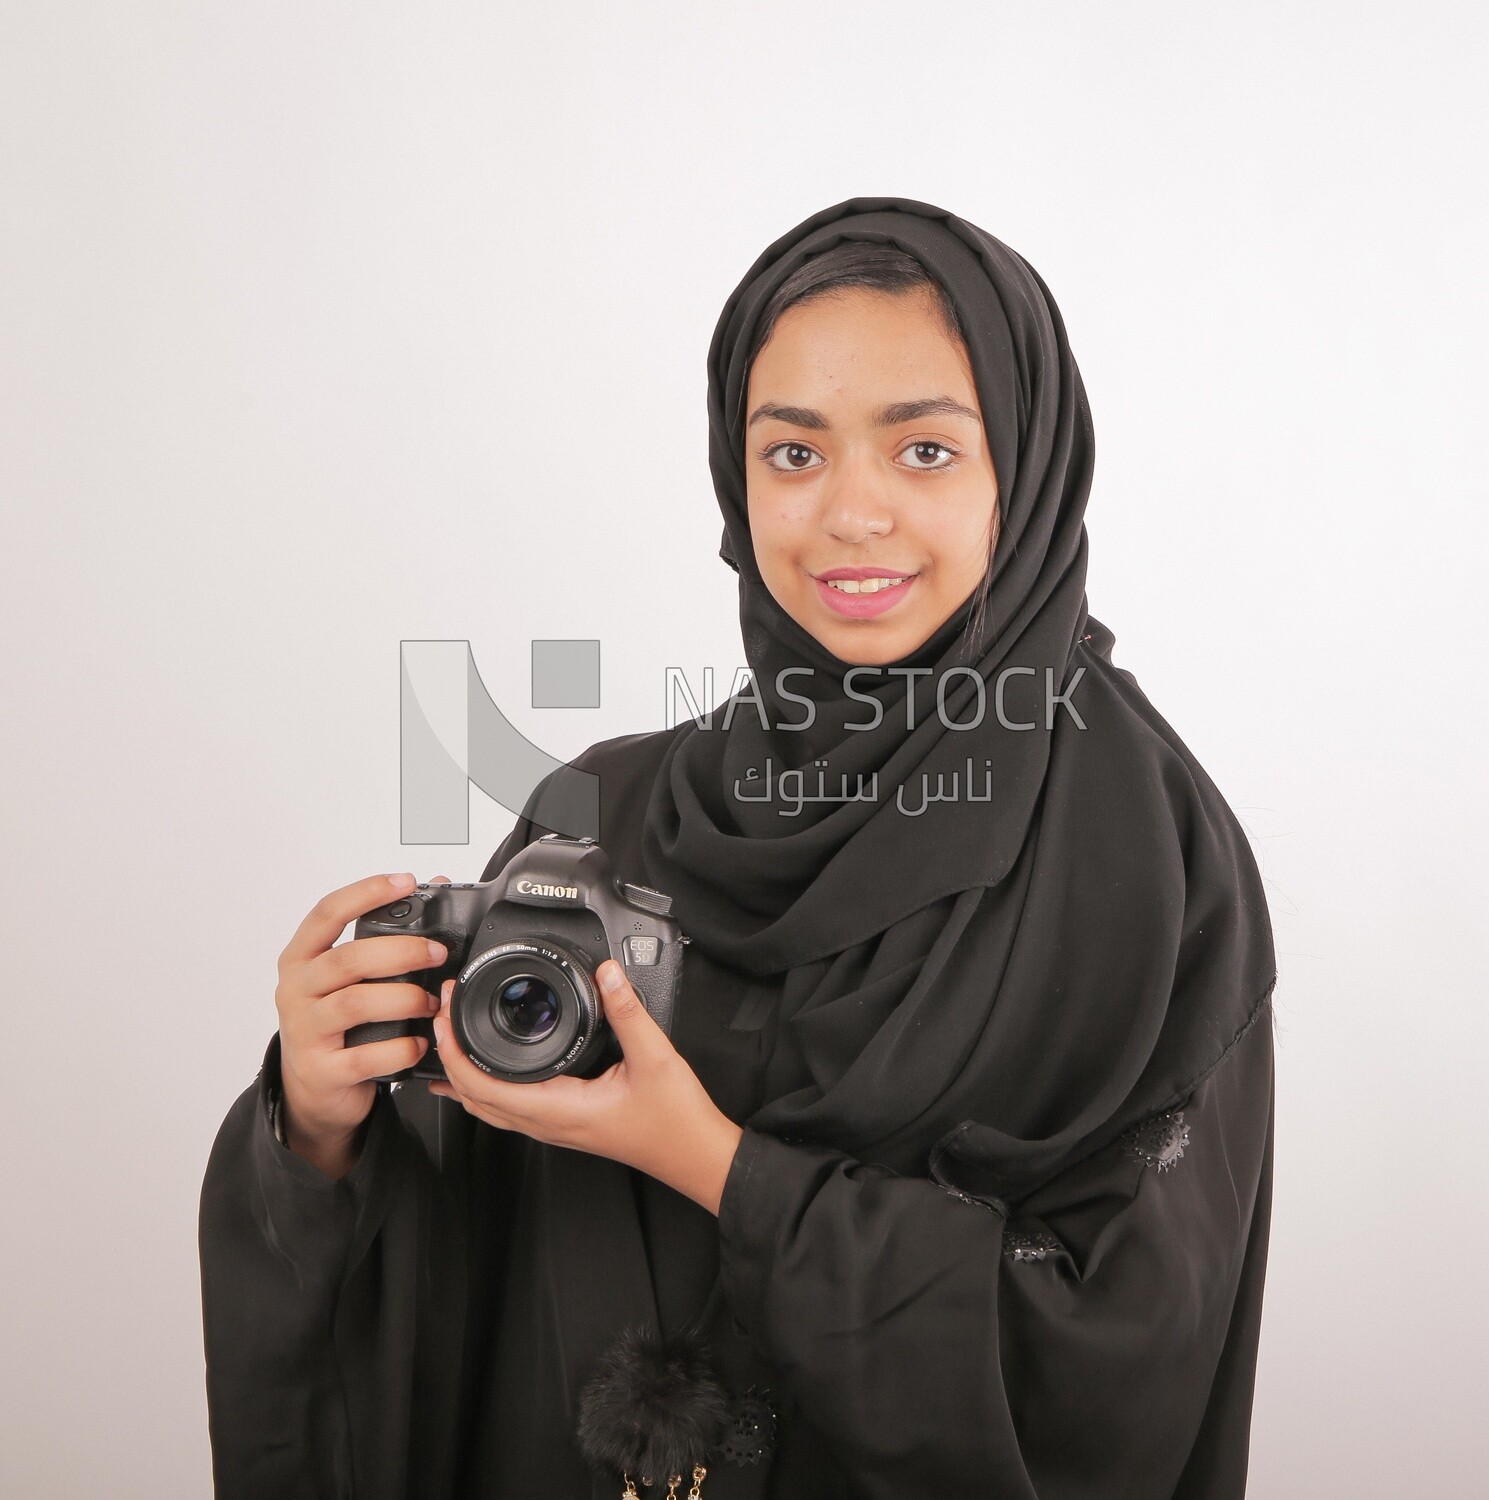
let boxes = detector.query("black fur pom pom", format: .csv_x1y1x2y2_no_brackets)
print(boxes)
575,1323,731,1483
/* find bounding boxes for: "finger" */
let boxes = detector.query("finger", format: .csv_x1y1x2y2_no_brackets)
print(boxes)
427,1009,509,1122
280,871,418,971
430,875,451,883
328,1031,430,1085
316,980,440,1038
430,986,480,1085
596,960,669,1065
431,986,529,1103
302,932,449,999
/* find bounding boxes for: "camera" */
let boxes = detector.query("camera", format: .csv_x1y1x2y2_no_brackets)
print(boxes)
345,835,687,1084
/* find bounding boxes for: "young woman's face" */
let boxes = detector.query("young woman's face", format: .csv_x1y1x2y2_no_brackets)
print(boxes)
745,286,1000,666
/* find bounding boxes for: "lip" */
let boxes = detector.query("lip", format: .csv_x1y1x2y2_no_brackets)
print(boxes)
812,566,917,581
812,570,918,619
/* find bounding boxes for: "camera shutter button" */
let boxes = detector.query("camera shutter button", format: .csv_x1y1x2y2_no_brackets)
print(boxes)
386,901,413,920
621,882,673,917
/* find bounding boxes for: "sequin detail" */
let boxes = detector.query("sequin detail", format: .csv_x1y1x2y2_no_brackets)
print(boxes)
719,1388,776,1466
1121,1109,1190,1172
1002,1225,1062,1263
940,1185,1004,1216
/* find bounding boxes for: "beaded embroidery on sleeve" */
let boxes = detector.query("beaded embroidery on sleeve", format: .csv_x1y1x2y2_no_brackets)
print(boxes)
1119,1109,1190,1172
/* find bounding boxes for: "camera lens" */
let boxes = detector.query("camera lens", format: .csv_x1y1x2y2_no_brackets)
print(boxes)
494,974,560,1042
450,938,603,1083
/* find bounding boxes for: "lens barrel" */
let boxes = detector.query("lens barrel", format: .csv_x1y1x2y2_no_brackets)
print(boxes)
450,939,602,1081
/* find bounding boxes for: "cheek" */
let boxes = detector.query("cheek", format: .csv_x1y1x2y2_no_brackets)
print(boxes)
747,486,813,556
919,500,997,583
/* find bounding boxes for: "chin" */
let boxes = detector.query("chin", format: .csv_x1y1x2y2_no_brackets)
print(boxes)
812,617,929,667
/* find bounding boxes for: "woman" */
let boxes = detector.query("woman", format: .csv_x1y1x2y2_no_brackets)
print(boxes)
200,196,1277,1499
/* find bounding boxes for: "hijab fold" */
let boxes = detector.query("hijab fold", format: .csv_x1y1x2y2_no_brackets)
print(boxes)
640,196,1275,1201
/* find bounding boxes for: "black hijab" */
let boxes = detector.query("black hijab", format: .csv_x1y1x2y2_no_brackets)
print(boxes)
640,196,1276,1200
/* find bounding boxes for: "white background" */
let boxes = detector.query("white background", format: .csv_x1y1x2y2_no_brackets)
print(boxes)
3,3,1485,1494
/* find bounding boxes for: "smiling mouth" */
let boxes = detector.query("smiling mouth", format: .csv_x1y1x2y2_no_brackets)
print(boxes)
811,571,920,619
820,575,914,595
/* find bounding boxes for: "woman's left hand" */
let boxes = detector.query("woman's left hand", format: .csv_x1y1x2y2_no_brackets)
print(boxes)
427,959,746,1216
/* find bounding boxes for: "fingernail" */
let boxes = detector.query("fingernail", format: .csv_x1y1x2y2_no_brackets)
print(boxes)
427,990,441,1013
427,940,447,963
389,871,416,889
599,961,624,993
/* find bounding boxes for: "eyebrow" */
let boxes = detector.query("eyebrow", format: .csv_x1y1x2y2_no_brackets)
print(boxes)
746,396,982,431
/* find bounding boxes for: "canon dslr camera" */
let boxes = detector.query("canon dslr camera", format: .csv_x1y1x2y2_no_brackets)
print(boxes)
346,835,687,1084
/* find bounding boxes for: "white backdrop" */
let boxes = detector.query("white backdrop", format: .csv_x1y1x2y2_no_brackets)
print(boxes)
3,3,1485,1494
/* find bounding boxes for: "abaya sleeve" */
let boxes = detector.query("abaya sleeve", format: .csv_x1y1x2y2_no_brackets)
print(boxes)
198,808,548,1500
198,1035,462,1500
715,996,1274,1499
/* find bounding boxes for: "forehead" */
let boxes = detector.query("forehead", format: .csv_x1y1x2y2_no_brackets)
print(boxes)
748,286,975,401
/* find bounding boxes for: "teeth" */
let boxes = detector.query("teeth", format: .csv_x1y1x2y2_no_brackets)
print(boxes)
825,576,909,594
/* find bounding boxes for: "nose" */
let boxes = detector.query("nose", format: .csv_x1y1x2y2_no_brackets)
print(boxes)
818,451,894,545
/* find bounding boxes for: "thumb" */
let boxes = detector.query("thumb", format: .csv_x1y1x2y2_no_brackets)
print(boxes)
597,959,666,1061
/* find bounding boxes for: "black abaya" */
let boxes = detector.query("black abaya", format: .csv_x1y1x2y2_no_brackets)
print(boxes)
201,726,1274,1499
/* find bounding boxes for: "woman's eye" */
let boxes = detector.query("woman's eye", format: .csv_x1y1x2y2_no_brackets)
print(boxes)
899,441,958,470
756,440,958,473
759,442,823,472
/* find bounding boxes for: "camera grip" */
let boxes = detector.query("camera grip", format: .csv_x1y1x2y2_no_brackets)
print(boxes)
628,939,683,1038
343,970,437,1051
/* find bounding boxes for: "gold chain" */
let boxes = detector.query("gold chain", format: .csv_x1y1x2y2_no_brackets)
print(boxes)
620,1464,706,1497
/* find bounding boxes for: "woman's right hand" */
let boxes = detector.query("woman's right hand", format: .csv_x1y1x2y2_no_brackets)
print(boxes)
274,871,450,1177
